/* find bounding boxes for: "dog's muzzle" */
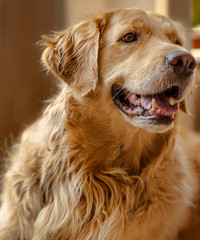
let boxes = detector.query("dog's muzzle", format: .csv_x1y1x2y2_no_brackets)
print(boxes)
111,50,196,126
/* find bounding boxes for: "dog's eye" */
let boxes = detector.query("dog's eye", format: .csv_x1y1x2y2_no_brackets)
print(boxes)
121,32,137,43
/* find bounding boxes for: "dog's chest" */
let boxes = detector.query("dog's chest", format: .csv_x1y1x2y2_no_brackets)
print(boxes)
121,163,197,240
121,197,188,240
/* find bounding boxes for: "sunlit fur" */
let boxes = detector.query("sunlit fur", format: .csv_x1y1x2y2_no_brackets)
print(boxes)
0,8,200,240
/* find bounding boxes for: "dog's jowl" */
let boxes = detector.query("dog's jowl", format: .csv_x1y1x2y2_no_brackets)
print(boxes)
0,8,200,240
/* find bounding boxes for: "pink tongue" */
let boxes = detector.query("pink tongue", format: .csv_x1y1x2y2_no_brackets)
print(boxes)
141,94,178,113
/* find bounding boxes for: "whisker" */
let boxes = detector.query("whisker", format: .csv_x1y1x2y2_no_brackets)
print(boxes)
107,86,127,106
123,90,131,101
107,88,123,106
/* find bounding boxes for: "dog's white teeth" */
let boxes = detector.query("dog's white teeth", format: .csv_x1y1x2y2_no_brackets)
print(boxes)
132,94,138,101
152,98,156,110
169,97,176,105
177,103,180,108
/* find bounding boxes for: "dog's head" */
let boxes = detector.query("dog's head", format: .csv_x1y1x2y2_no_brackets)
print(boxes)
41,8,196,133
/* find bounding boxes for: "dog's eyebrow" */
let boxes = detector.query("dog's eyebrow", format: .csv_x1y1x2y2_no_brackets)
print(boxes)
164,29,183,45
130,18,152,33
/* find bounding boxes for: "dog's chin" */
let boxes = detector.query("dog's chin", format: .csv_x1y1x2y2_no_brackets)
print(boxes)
127,116,174,133
111,83,181,133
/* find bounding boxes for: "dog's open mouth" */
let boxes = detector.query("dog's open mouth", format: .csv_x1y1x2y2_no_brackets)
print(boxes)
112,83,180,124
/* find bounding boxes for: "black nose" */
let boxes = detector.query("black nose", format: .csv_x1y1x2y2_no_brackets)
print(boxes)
165,50,196,76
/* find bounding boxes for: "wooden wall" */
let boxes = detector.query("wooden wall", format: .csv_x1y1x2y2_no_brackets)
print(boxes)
0,0,66,158
66,0,154,27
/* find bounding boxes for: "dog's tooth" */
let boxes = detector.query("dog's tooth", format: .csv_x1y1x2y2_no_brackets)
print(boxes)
177,103,180,108
132,94,138,101
169,97,176,105
152,98,156,110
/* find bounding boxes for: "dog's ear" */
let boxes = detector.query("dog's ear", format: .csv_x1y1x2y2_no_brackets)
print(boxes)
41,17,103,97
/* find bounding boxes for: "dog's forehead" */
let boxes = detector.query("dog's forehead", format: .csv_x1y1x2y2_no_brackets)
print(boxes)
106,9,177,42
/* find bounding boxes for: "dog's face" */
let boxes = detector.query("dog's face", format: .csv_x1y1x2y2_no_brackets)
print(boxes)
41,8,196,133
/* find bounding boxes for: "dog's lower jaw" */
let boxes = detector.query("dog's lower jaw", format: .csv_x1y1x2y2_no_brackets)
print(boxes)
129,116,175,133
118,108,175,133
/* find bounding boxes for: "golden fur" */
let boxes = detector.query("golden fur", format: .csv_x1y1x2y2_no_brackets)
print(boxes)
0,8,200,240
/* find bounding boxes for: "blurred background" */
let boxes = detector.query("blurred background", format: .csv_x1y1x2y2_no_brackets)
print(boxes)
0,0,200,158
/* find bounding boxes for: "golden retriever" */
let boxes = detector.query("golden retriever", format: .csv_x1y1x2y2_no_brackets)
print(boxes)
0,8,200,240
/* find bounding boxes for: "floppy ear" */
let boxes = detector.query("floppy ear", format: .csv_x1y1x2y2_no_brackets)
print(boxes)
41,18,102,97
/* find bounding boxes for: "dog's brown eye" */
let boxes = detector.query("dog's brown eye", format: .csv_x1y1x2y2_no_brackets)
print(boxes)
121,32,137,43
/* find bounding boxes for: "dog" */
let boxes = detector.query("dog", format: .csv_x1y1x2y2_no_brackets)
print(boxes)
0,8,200,240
